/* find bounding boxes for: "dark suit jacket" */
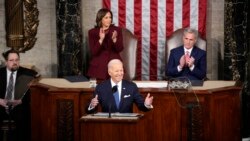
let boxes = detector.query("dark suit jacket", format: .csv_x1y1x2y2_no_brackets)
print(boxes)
88,79,149,113
0,66,38,120
87,25,124,80
166,46,206,80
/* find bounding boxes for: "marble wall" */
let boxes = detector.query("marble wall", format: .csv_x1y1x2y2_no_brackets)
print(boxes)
0,0,224,79
0,0,57,77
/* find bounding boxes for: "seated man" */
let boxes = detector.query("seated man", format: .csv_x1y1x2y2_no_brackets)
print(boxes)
87,59,153,113
166,28,206,80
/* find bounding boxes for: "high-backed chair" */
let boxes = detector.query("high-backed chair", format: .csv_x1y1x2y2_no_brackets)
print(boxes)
166,28,206,64
165,28,207,80
120,28,138,80
165,28,206,80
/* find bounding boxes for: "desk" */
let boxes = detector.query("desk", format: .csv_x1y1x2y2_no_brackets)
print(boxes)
80,114,143,141
30,79,242,141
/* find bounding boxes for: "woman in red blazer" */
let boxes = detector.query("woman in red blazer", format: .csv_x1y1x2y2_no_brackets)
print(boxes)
87,8,124,81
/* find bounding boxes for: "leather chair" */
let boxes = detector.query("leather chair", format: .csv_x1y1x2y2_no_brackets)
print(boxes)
120,28,138,80
166,28,206,63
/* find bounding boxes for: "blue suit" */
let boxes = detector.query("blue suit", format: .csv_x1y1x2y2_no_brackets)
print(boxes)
89,79,149,113
166,46,206,80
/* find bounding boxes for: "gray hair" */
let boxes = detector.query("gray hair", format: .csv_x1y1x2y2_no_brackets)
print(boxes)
183,27,198,39
108,59,123,70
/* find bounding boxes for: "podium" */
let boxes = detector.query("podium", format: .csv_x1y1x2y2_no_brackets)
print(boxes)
30,78,242,141
80,113,143,141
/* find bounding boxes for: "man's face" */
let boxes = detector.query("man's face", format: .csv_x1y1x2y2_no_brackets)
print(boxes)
108,63,124,83
6,53,20,71
183,32,196,49
101,12,112,28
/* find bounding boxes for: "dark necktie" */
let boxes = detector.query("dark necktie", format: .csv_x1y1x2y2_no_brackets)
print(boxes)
6,72,14,100
112,85,120,109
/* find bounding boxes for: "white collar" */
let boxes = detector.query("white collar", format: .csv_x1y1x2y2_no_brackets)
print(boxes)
110,79,122,88
184,47,193,54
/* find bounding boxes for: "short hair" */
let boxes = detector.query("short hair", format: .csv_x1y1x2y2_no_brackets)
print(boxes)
183,27,198,40
2,49,20,61
108,59,123,70
95,8,113,28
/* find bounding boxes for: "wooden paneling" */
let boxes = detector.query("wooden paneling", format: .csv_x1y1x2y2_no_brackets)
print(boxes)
30,81,241,141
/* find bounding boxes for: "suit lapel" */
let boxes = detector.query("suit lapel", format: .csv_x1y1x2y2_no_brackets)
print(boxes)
191,46,198,57
119,80,128,110
107,81,119,111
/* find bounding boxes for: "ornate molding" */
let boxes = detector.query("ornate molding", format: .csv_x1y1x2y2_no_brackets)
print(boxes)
22,0,39,52
57,99,74,141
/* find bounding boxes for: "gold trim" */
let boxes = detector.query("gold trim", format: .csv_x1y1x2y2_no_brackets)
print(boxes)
19,0,39,52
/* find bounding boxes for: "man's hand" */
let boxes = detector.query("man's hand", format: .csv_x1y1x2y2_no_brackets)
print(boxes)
187,57,195,67
8,99,22,108
90,95,99,108
179,55,186,69
111,30,117,43
0,98,8,108
144,93,153,106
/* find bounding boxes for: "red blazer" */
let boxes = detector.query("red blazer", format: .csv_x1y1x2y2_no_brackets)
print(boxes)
87,25,124,79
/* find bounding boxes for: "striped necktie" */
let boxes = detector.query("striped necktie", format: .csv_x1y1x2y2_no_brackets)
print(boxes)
6,72,14,100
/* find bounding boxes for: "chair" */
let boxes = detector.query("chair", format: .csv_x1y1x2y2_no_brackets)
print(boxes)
120,28,138,80
166,28,206,63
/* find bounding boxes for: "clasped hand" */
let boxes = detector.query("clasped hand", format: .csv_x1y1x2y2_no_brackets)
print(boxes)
0,98,22,108
179,55,195,68
99,28,117,44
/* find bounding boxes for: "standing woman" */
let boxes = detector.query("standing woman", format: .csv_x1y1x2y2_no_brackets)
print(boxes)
87,8,124,81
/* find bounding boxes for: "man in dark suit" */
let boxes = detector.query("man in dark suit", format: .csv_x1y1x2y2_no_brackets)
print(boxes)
0,49,39,141
88,59,153,113
166,28,206,80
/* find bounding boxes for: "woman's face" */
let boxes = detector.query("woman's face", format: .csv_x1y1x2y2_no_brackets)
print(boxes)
101,12,112,29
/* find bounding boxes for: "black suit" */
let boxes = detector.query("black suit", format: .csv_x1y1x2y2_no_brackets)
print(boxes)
88,79,149,113
0,66,38,141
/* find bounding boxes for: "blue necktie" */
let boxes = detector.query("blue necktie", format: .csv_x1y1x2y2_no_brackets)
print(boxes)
112,85,120,109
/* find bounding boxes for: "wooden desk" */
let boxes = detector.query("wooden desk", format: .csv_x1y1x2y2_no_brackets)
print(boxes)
30,79,242,141
80,114,143,141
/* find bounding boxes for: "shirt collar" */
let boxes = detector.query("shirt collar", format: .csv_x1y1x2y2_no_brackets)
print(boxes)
110,79,122,88
6,69,17,75
184,47,193,54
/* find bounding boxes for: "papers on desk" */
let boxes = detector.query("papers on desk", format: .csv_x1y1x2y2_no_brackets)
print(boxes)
93,112,142,117
133,81,168,88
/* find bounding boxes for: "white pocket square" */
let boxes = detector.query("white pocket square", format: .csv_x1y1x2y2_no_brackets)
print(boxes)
124,94,131,98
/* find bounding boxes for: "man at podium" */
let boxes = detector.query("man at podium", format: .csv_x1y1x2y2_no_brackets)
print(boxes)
87,59,153,113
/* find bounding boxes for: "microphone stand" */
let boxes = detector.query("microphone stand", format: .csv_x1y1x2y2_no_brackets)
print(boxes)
187,103,194,141
108,104,111,118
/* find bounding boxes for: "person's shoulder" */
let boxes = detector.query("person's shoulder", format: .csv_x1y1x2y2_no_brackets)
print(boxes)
122,79,137,87
110,25,122,31
171,45,183,52
0,66,5,71
96,79,110,88
88,27,99,34
0,67,6,75
194,46,206,53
